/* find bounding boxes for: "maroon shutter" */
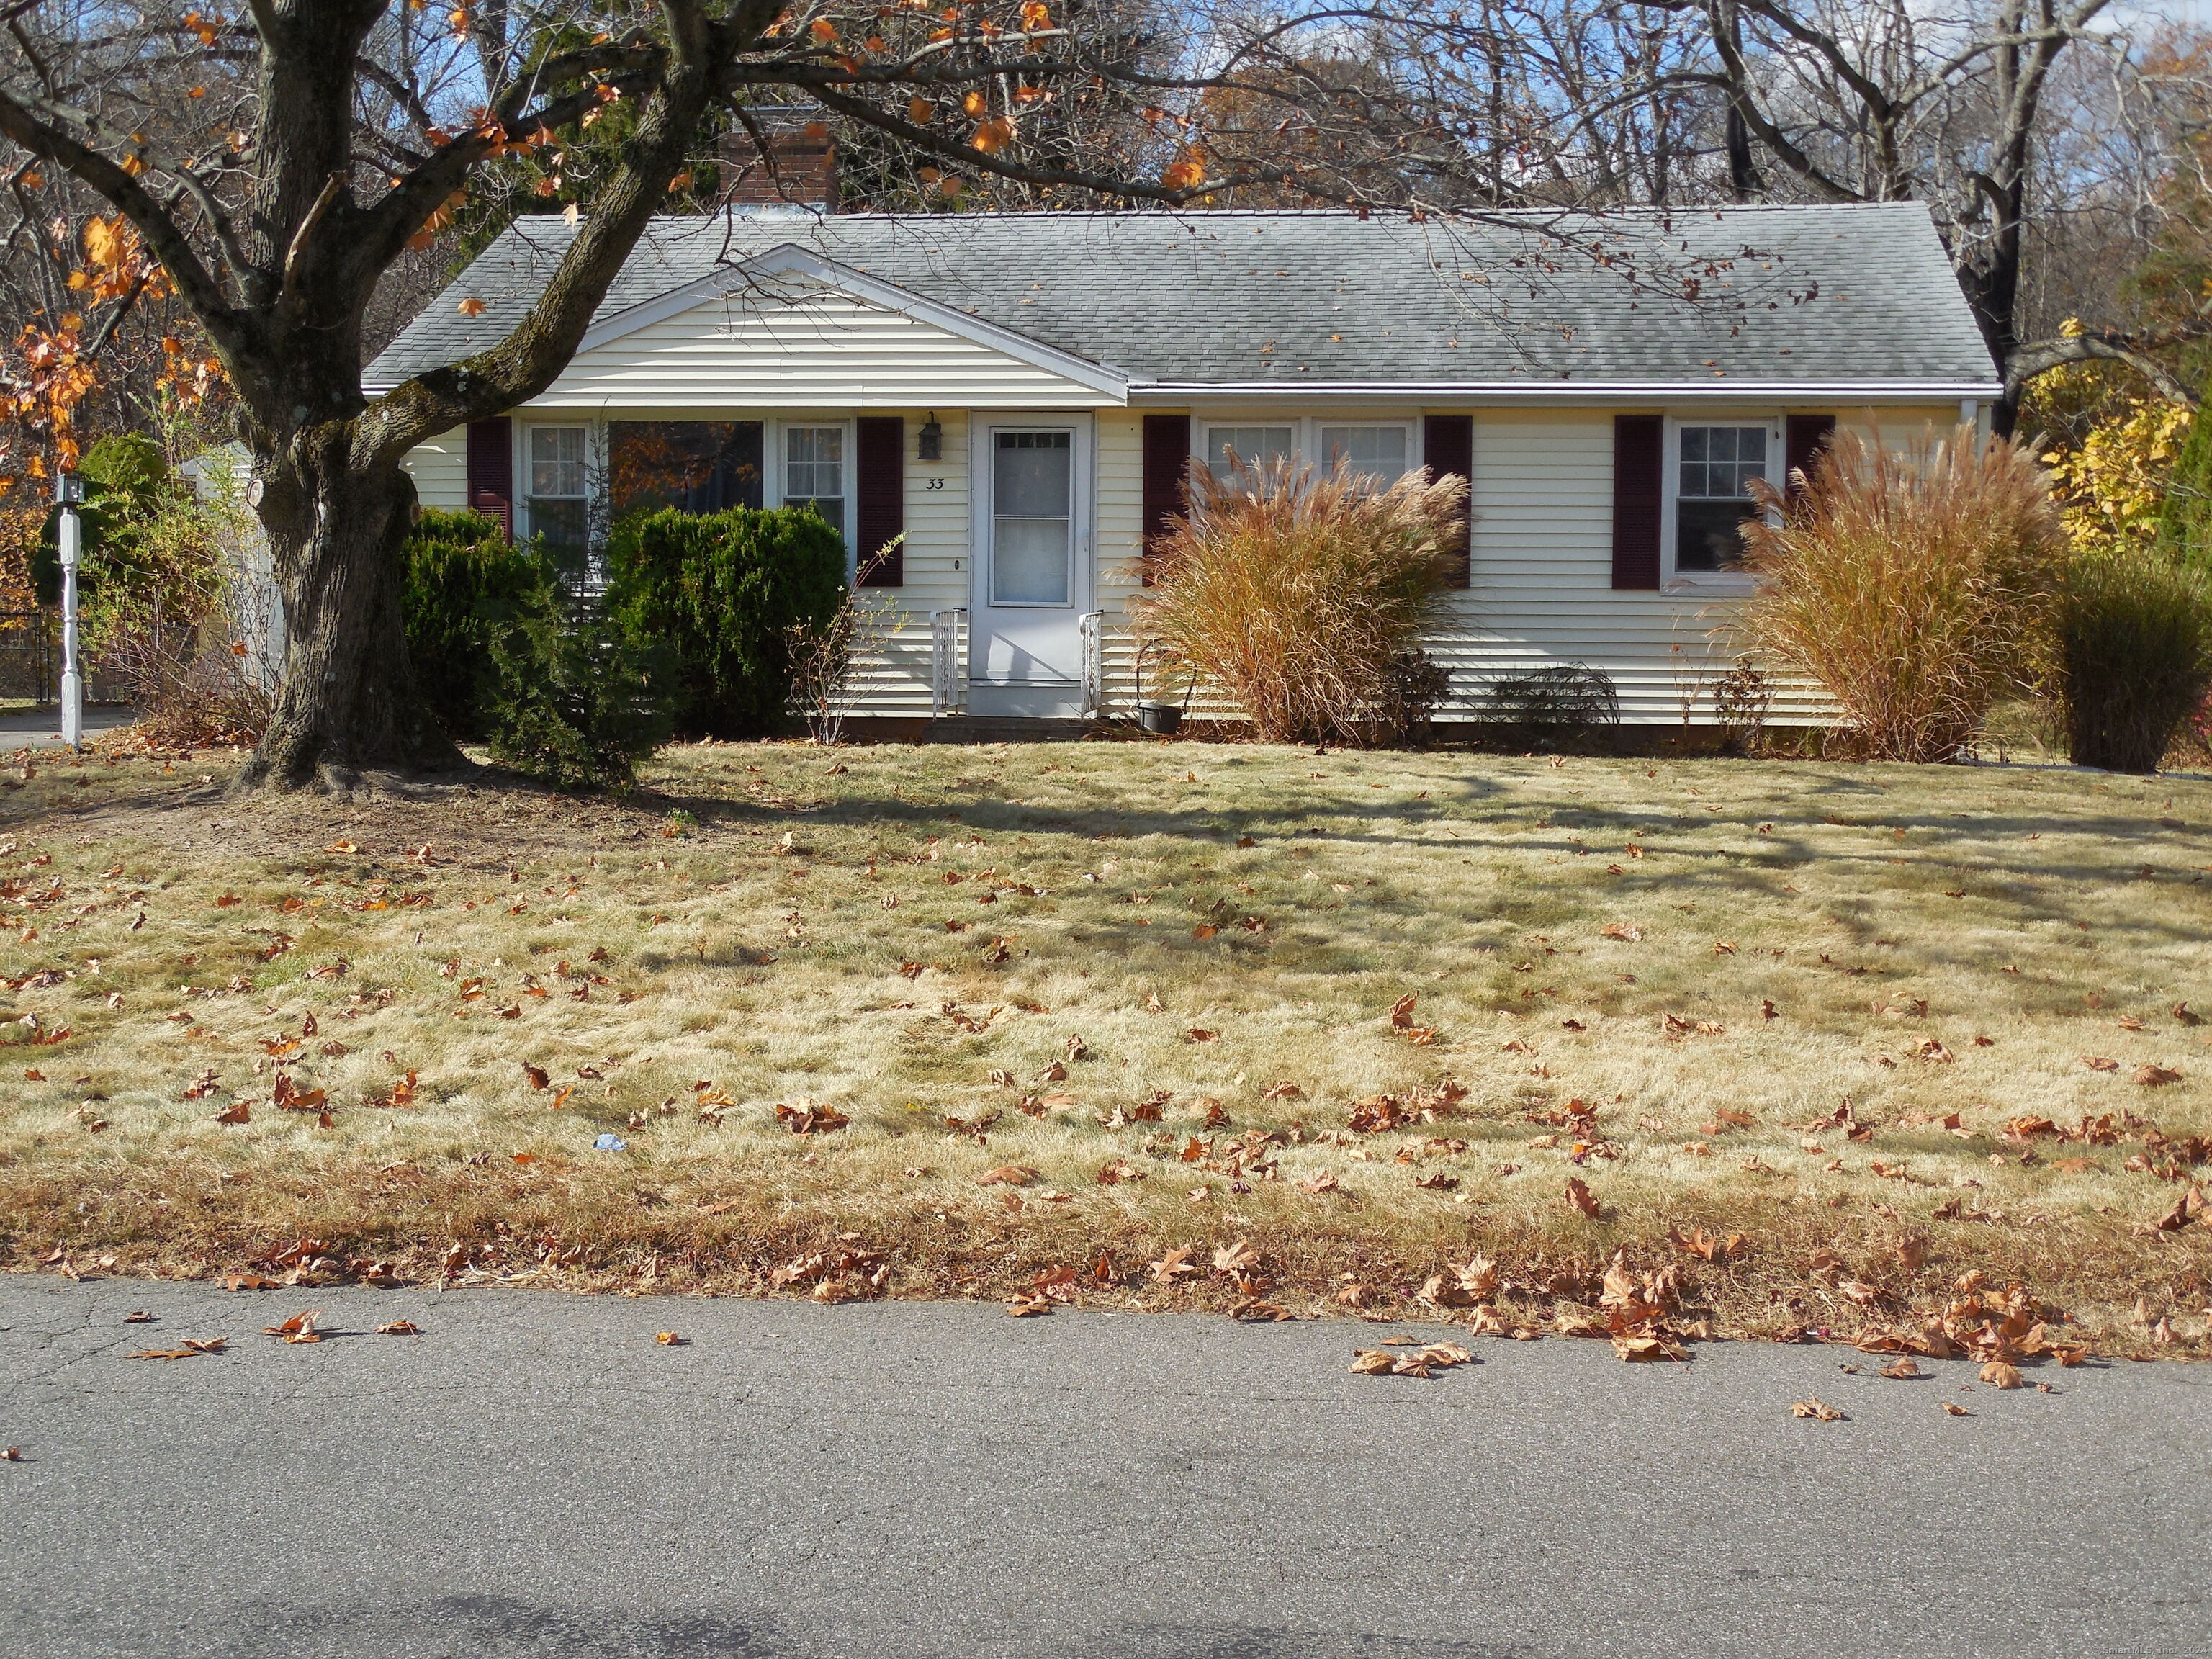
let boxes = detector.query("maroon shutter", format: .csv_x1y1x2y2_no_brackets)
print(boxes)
854,415,904,586
1423,414,1474,588
466,418,513,537
1141,413,1191,588
1785,413,1835,510
1611,414,1664,591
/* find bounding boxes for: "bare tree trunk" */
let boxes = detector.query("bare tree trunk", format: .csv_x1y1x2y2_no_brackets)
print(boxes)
231,436,458,792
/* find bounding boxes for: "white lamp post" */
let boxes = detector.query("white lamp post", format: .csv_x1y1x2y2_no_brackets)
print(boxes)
55,471,83,750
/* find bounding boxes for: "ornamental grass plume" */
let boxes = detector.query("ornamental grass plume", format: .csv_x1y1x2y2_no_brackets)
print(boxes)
1738,424,2066,763
1128,456,1465,745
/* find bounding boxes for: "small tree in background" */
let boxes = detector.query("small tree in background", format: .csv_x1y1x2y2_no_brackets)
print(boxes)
1130,457,1465,746
1739,425,2067,763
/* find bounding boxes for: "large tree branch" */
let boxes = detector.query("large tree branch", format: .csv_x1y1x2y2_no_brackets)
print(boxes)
0,84,242,345
2008,326,2207,407
355,0,747,466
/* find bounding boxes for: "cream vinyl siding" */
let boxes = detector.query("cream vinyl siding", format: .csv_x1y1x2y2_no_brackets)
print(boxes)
524,284,1118,412
402,428,469,511
848,410,971,716
1085,403,1959,727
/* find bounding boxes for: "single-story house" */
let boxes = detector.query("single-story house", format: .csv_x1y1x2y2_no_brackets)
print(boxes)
365,201,2000,729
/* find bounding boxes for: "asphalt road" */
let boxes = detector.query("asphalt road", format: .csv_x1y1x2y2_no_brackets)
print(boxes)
1,1276,2206,1659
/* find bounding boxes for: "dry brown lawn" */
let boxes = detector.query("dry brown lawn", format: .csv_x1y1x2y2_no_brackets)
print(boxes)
1,734,2207,1355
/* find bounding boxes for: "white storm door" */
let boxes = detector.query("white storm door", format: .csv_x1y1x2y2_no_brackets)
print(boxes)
969,415,1092,687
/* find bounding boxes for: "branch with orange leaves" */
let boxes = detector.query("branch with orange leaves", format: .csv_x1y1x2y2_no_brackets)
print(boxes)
0,84,240,347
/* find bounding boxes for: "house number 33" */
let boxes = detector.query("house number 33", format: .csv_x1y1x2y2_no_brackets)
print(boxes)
922,476,946,490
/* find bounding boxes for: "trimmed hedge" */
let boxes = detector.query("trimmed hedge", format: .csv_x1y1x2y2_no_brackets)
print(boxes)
604,505,846,738
400,508,558,739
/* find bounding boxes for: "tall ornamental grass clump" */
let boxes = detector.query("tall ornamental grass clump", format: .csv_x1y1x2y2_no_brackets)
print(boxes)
1129,458,1466,745
2052,548,2212,773
605,505,846,738
1738,425,2065,763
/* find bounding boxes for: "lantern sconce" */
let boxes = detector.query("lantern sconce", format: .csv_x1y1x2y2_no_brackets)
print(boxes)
917,413,943,462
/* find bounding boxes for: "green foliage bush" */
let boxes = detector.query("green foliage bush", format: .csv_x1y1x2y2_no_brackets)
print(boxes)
33,431,180,608
485,611,673,792
604,505,847,738
400,509,558,739
2054,548,2212,773
2159,385,2212,572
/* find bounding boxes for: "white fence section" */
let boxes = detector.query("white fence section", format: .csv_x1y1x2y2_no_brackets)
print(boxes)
930,608,967,715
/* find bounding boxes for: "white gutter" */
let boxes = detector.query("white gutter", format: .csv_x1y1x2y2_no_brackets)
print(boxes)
1127,380,2004,404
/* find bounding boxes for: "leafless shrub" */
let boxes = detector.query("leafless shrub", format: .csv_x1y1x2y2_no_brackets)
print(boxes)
1738,425,2066,763
786,572,906,745
1712,656,1774,755
1129,457,1465,746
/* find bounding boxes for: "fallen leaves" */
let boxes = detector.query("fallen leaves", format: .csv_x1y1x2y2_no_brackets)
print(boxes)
2134,1064,2182,1087
774,1099,849,1135
1666,1226,1745,1263
264,1310,322,1344
1563,1177,1601,1219
1791,1398,1845,1421
130,1337,224,1360
1979,1359,2024,1389
1943,1401,1972,1416
655,1331,685,1346
976,1165,1038,1187
1350,1341,1474,1378
374,1320,421,1336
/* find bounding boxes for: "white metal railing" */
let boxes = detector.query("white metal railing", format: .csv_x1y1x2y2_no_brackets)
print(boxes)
930,609,966,715
1079,611,1105,719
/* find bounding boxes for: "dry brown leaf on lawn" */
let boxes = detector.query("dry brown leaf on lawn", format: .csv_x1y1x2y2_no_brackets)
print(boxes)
1601,922,1643,942
1213,1239,1258,1273
1184,1028,1218,1044
1389,994,1419,1029
976,1165,1038,1187
1563,1177,1601,1219
521,1062,550,1090
1979,1360,2024,1389
1667,1226,1743,1263
1791,1398,1845,1421
2080,1055,2119,1073
1150,1248,1197,1283
375,1320,421,1336
1298,1169,1339,1195
2147,1185,2206,1233
214,1100,251,1125
1455,1254,1501,1299
2134,1064,2182,1087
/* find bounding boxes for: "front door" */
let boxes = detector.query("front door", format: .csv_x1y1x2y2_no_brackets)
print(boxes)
968,414,1092,716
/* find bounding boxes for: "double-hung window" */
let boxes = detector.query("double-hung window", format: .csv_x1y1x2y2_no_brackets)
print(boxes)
1675,425,1770,572
783,426,846,537
1321,424,1409,487
526,425,590,583
1202,424,1294,485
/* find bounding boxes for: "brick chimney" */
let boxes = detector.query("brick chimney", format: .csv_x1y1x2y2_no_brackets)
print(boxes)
721,120,837,212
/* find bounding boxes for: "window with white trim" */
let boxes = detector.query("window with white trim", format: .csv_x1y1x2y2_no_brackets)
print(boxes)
783,425,846,536
526,424,590,583
1674,424,1770,572
1201,424,1294,483
1320,423,1408,486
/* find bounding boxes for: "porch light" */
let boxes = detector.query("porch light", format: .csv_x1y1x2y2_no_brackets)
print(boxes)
917,413,943,462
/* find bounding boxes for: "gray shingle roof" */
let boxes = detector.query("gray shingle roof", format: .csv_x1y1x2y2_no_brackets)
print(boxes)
365,203,1997,392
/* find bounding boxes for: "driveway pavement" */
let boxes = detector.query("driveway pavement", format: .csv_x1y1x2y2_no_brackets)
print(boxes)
1,1274,2205,1658
0,704,136,749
